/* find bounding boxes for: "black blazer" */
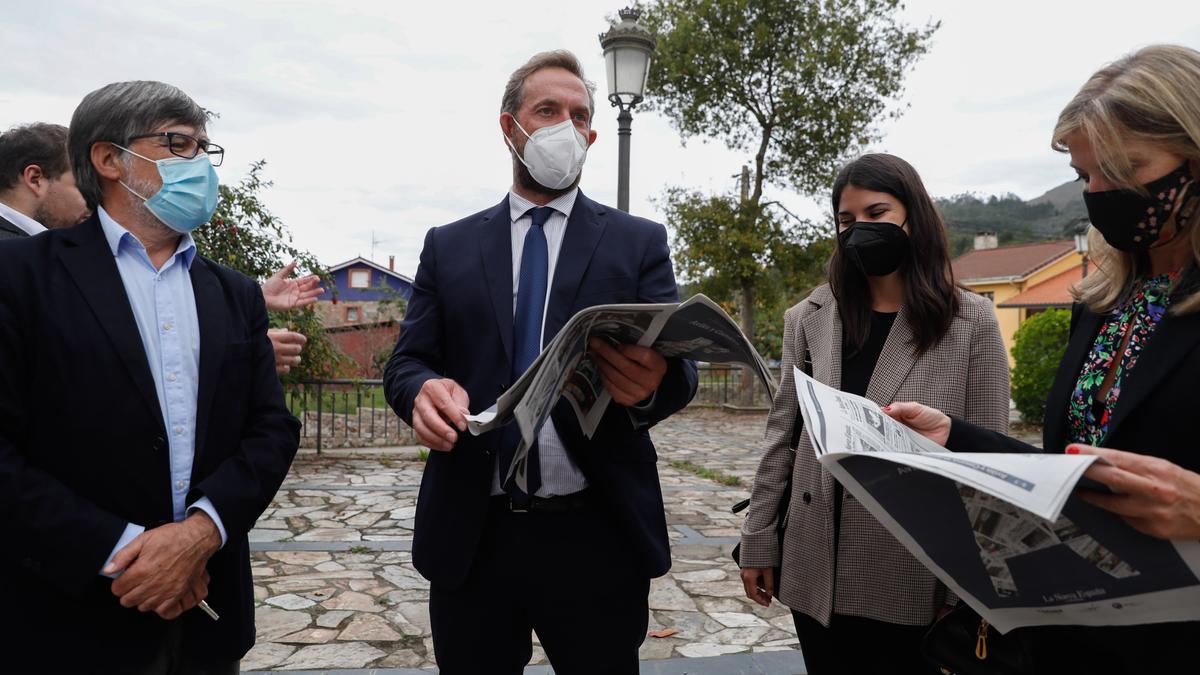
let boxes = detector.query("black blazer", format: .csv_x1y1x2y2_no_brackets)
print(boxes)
0,214,28,241
384,192,698,589
0,215,300,670
948,300,1200,474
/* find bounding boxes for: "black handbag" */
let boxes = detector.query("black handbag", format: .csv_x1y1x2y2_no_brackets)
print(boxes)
730,351,810,597
921,605,1031,675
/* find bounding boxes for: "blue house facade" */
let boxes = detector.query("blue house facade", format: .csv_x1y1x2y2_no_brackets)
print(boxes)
317,257,414,327
320,256,414,304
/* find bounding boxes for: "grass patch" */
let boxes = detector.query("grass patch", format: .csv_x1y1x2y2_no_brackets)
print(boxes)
417,448,430,461
669,460,743,487
285,385,389,416
347,544,371,554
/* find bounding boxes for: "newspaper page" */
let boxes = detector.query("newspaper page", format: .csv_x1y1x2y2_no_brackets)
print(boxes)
464,294,775,491
794,366,1200,632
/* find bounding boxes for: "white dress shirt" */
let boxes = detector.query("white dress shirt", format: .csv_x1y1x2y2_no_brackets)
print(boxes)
491,189,590,498
0,201,46,235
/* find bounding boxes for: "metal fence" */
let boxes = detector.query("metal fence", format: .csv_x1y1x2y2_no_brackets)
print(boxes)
693,364,780,408
285,379,415,452
286,365,778,451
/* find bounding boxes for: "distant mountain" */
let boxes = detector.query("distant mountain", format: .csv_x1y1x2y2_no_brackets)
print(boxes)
1029,179,1086,212
937,181,1088,257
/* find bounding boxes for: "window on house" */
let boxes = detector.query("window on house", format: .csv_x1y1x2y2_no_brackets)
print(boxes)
349,269,370,288
346,307,360,322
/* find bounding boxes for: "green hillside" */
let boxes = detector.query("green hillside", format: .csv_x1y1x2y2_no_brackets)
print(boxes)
938,180,1087,257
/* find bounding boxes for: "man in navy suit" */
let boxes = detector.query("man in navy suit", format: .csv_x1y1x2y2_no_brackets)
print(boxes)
0,81,299,673
384,50,698,673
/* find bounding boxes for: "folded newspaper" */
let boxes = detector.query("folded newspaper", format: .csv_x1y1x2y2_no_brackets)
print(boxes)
794,367,1200,633
465,294,775,491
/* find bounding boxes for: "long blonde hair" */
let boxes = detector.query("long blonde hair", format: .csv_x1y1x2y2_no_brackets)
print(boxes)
1052,44,1200,314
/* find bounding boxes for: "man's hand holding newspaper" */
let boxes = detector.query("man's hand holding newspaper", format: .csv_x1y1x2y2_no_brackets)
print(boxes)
465,294,775,493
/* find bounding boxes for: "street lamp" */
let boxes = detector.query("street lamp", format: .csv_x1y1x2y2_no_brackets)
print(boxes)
1074,219,1090,278
599,7,656,212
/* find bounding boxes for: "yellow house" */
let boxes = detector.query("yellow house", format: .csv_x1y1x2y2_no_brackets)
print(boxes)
951,236,1085,365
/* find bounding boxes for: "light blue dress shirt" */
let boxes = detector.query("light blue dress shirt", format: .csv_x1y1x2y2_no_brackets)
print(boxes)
98,207,226,576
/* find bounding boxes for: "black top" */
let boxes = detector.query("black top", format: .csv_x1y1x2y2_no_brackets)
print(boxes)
841,311,898,396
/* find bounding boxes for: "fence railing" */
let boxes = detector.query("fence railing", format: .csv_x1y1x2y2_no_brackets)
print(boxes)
285,365,779,451
693,364,780,408
285,379,415,452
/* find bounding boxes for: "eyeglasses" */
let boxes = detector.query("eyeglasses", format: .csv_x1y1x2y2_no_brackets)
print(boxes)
126,131,225,167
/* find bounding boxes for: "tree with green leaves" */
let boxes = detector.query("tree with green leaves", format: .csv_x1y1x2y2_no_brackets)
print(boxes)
641,0,938,356
193,160,348,381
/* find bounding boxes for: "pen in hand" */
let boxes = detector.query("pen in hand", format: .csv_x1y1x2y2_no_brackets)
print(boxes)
198,600,219,621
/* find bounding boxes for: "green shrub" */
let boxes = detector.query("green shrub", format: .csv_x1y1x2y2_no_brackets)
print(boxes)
1011,309,1071,423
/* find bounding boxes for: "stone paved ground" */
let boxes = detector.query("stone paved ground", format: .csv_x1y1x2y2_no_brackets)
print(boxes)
243,408,1043,671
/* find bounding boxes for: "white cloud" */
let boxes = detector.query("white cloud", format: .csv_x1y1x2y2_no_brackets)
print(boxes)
2,0,1197,277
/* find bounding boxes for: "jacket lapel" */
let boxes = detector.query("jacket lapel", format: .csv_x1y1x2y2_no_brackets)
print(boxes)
478,197,515,371
864,304,918,406
800,288,842,391
1105,308,1200,439
190,257,227,463
1043,308,1103,452
57,217,164,430
543,192,606,344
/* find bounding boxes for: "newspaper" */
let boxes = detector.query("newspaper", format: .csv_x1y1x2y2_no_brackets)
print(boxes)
794,367,1200,633
465,294,775,491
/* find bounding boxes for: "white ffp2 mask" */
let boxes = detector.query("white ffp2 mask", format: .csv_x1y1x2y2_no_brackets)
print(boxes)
506,118,589,191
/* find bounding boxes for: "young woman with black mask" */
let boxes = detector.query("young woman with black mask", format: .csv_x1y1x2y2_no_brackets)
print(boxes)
738,153,1011,673
886,44,1200,674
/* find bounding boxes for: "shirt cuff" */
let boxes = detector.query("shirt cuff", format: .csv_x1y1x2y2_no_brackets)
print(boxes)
626,391,658,429
632,391,657,412
100,522,145,578
187,497,228,549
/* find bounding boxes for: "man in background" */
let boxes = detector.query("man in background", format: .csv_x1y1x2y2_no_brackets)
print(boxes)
0,122,90,239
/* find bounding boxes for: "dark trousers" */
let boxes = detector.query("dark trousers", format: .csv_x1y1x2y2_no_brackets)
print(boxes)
429,498,650,675
793,610,940,675
1016,621,1199,675
132,621,239,675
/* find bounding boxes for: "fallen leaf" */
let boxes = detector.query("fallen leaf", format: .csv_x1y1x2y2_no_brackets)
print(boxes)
648,628,679,638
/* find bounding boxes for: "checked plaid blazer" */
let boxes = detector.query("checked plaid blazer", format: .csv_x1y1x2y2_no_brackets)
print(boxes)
739,284,1010,626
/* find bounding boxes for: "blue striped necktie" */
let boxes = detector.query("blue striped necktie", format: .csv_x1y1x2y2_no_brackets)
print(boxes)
500,206,553,502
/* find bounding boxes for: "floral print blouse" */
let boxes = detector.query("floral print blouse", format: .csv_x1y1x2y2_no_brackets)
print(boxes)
1067,273,1177,446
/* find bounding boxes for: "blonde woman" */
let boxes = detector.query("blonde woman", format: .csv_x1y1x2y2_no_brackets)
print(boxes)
738,154,1010,674
888,44,1200,673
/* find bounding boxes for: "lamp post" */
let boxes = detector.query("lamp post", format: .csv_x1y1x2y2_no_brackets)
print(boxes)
1074,219,1090,278
599,7,656,212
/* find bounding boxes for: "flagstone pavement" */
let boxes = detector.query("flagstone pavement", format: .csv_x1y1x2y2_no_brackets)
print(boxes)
242,407,1041,672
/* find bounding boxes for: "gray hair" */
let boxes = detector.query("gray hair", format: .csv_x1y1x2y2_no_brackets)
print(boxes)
68,80,209,209
501,50,596,122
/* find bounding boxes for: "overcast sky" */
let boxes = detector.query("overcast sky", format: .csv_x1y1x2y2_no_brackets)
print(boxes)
2,0,1197,278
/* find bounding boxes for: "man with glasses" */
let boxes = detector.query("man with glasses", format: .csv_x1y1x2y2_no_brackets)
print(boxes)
0,81,300,673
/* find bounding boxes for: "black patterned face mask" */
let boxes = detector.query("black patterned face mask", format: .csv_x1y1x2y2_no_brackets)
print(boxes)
1083,162,1195,252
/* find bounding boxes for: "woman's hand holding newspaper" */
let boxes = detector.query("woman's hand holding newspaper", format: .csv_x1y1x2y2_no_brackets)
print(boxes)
881,401,951,446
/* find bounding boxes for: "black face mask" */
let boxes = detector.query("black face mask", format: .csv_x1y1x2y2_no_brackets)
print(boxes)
838,221,910,277
1083,162,1194,252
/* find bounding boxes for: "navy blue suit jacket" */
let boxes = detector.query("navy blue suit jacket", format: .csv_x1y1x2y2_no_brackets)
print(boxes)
384,192,698,588
0,215,300,669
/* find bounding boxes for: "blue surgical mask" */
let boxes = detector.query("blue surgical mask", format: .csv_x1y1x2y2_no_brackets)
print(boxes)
114,144,220,233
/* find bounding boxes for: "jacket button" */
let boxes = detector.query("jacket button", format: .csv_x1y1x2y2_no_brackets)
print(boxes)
802,492,812,504
152,437,166,452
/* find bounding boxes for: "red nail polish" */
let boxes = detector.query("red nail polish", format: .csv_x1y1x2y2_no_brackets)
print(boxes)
883,405,892,412
1066,445,1079,455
